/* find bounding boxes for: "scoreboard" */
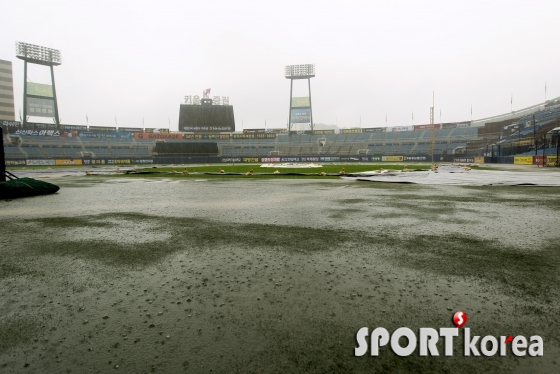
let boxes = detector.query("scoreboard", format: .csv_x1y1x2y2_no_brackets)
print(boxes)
178,104,235,132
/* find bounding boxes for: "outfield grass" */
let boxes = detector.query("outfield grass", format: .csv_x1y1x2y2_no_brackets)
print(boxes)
7,163,496,174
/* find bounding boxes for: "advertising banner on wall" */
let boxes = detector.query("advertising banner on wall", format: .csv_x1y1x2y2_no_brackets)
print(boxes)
5,160,26,166
319,156,340,162
131,158,154,164
474,156,485,164
144,128,170,133
26,97,55,117
532,155,556,166
107,159,131,165
243,128,287,134
118,127,143,133
31,123,56,130
55,159,83,166
404,156,429,161
134,132,182,140
27,83,53,97
312,130,336,135
82,159,132,165
260,157,281,162
26,123,57,130
389,126,412,132
221,157,242,163
339,156,360,161
413,124,441,130
0,120,22,130
442,122,471,129
243,129,266,133
513,156,533,165
59,131,77,138
454,157,474,163
340,129,361,134
183,133,230,140
82,159,107,165
60,124,87,131
78,131,97,138
382,155,404,161
545,156,557,166
83,131,131,139
26,159,55,166
362,127,386,133
232,133,275,139
290,109,311,124
89,126,117,132
281,157,301,162
13,129,60,136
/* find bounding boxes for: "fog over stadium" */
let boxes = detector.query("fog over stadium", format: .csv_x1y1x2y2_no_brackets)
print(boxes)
2,0,559,130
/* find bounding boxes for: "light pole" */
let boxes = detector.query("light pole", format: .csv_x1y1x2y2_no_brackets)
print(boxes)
16,42,62,128
285,64,315,134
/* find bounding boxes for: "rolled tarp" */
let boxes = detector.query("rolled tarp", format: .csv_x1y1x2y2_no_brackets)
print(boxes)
0,177,60,199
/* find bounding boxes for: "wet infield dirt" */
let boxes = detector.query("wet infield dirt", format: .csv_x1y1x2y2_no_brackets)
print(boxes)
0,176,559,373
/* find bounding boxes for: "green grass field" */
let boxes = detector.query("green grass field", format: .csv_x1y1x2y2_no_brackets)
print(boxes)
7,163,496,175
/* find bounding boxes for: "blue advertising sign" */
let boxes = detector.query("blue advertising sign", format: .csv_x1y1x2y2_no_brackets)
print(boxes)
290,109,311,124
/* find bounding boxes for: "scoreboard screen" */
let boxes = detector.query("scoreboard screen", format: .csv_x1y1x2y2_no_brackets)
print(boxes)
178,104,235,132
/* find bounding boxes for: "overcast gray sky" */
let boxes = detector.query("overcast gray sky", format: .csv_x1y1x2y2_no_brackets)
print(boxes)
2,0,559,131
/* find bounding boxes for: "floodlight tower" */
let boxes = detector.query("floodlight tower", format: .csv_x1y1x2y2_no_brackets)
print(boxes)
285,64,315,133
15,42,62,127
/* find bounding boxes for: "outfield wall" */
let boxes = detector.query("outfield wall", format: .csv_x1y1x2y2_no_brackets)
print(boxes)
7,154,559,167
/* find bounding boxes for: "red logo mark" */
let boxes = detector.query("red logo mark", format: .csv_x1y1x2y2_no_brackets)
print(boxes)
452,311,467,328
504,335,513,344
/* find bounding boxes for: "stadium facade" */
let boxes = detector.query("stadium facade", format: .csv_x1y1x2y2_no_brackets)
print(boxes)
0,60,15,122
1,95,559,167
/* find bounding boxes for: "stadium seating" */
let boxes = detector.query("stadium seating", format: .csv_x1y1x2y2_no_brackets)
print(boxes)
5,102,558,162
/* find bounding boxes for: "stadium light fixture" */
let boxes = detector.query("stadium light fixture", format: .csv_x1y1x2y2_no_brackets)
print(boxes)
285,64,315,79
16,42,61,66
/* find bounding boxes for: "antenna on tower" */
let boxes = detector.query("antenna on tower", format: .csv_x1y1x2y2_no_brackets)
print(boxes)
430,91,434,124
429,91,436,163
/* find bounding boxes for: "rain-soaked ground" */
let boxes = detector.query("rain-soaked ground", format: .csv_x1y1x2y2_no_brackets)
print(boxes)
0,174,559,373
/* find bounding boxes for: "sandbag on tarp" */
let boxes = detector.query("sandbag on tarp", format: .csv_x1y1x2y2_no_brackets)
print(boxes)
0,177,60,199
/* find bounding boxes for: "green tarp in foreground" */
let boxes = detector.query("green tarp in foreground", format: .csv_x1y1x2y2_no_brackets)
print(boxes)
0,177,60,199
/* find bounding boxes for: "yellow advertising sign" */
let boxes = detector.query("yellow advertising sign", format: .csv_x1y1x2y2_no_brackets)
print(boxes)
514,156,533,165
546,156,558,166
55,159,83,166
382,156,403,162
474,156,484,164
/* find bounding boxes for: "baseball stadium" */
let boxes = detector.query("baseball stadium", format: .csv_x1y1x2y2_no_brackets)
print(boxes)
1,47,560,374
2,93,560,167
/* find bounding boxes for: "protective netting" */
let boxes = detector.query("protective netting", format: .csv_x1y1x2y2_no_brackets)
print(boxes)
0,177,60,199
